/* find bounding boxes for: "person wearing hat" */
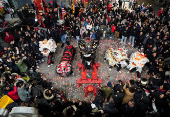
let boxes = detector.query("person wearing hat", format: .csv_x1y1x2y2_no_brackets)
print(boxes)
101,81,113,102
3,82,19,101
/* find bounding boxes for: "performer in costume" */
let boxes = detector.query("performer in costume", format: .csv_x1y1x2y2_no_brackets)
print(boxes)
127,51,149,79
105,48,128,73
39,39,57,67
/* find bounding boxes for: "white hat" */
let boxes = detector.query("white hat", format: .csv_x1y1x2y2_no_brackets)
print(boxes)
165,71,169,76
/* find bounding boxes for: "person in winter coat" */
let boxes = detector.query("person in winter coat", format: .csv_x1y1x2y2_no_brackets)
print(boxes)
114,22,121,38
5,32,14,44
135,31,144,49
157,7,164,17
93,89,106,108
111,24,116,38
47,29,53,39
5,57,19,73
101,82,113,102
17,81,32,102
129,26,137,47
44,14,51,29
112,88,125,108
52,14,58,27
134,96,150,117
83,31,90,38
105,25,111,38
38,29,47,39
80,25,86,38
15,57,28,73
75,26,80,42
90,31,96,39
121,100,135,117
121,26,129,44
31,39,40,54
122,83,135,104
101,102,118,116
3,83,19,101
9,7,15,19
61,31,70,48
17,9,23,20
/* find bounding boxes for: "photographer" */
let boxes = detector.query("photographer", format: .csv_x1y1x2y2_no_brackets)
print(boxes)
17,81,32,102
122,83,135,104
15,57,28,73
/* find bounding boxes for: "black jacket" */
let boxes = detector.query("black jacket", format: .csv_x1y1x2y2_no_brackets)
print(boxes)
137,34,145,43
122,29,129,37
146,38,154,46
52,16,58,23
130,28,137,36
32,42,40,54
17,11,23,20
75,28,80,36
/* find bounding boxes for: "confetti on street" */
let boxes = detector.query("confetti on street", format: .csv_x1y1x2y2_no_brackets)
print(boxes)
39,38,148,101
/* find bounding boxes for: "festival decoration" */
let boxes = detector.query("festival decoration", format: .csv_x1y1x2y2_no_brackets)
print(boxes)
56,45,75,77
39,39,57,56
77,37,102,87
127,52,149,73
105,48,128,68
78,37,98,69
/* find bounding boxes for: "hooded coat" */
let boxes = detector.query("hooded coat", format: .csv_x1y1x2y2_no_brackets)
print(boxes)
17,86,31,102
8,86,19,100
15,60,28,73
5,32,14,44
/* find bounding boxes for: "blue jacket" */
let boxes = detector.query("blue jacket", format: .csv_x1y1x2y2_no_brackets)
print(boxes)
84,21,88,26
90,32,96,39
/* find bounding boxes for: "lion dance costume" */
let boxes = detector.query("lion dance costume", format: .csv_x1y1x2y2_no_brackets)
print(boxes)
105,48,128,68
78,37,99,70
56,45,75,77
39,39,57,66
39,39,57,56
127,52,149,77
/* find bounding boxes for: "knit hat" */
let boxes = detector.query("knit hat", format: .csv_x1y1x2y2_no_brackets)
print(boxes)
107,82,112,87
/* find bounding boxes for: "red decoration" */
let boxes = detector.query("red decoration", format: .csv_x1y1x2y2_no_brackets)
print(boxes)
77,63,102,87
85,85,97,97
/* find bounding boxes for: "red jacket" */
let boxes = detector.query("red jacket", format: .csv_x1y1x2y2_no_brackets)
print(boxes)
107,16,110,23
111,25,116,33
5,32,14,44
8,86,19,100
157,9,164,17
107,4,112,12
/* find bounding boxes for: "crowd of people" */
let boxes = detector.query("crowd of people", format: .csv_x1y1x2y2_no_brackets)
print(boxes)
0,0,170,117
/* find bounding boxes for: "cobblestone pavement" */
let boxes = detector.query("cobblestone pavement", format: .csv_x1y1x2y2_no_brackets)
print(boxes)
39,37,149,101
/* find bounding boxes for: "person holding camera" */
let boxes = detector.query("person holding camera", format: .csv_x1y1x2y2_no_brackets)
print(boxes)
17,81,32,102
15,57,28,73
122,83,135,104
